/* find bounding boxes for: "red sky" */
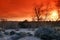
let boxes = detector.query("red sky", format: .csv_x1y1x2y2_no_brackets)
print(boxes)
0,0,57,21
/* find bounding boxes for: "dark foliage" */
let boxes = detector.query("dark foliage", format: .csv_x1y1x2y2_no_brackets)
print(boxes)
8,34,20,40
34,27,60,40
0,32,3,38
16,32,27,37
18,20,29,28
8,32,29,40
26,32,33,36
10,31,16,35
4,32,9,35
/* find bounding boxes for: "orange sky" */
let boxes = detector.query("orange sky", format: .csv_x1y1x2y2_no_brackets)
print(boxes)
0,0,58,21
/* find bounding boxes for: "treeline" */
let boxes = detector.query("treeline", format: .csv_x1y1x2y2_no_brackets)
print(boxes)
18,21,60,28
0,20,60,29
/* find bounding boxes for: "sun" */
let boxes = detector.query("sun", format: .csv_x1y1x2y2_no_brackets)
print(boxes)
49,10,59,21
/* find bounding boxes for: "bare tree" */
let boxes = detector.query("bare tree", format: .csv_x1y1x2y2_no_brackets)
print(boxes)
31,4,43,30
34,4,43,21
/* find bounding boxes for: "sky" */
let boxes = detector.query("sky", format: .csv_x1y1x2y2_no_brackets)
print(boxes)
0,0,58,21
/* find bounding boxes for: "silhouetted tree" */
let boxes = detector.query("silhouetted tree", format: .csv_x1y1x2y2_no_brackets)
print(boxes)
34,4,43,21
32,5,43,30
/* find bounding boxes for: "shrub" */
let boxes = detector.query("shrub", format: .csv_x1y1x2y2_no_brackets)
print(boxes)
10,31,16,35
34,27,58,40
26,32,33,36
7,34,20,40
16,32,28,38
4,32,9,35
0,32,3,38
8,32,28,40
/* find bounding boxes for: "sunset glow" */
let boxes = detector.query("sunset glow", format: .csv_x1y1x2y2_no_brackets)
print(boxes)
0,0,59,21
48,10,59,21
